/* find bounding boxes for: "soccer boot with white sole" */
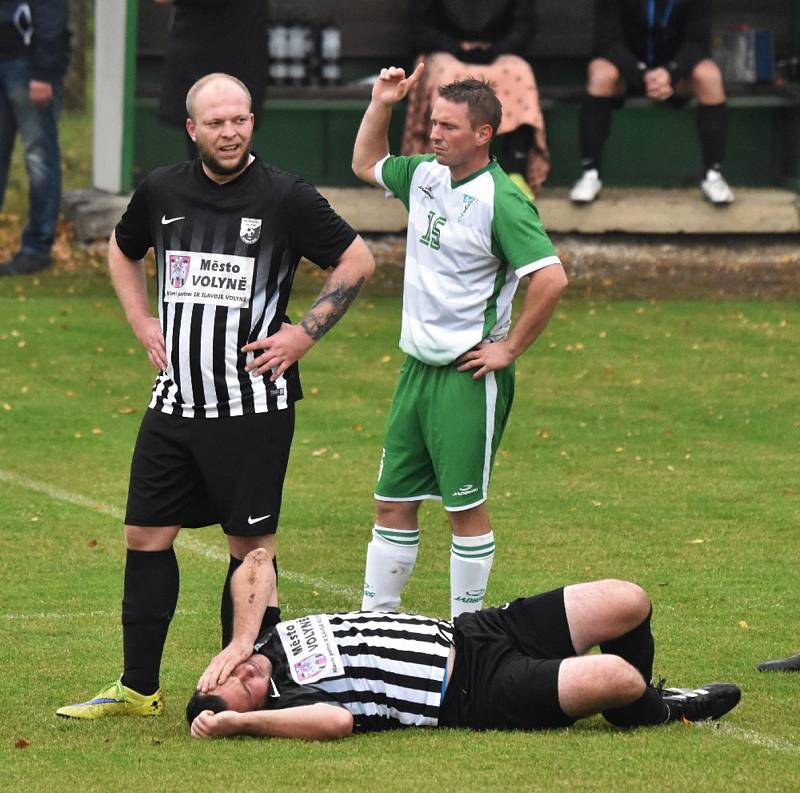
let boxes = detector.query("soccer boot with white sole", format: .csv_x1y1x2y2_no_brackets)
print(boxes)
569,169,602,203
659,682,740,722
700,169,734,205
56,678,163,719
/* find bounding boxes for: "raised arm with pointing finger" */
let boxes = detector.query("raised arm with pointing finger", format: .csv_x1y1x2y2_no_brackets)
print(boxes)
351,67,567,621
352,63,425,185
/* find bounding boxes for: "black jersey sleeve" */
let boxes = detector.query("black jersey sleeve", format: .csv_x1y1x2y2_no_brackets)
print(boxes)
668,0,711,83
284,180,358,270
114,177,153,261
593,0,644,86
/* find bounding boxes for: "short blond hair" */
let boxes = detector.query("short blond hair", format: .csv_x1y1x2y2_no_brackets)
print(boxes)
185,73,252,120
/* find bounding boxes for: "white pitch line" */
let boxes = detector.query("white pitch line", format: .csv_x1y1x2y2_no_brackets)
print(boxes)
0,467,360,601
696,721,800,756
2,608,199,622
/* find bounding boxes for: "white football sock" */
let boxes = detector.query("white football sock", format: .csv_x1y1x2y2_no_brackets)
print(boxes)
450,531,495,618
361,525,420,611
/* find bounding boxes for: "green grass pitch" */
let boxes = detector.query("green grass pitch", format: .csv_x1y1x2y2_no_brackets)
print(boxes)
1,263,798,791
0,99,798,793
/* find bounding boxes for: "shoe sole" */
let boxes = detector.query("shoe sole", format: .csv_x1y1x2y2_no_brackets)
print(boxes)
56,708,163,719
701,193,734,206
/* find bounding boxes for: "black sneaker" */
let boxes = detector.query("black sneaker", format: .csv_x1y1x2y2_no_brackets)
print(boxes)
757,652,800,672
660,683,741,722
0,252,52,276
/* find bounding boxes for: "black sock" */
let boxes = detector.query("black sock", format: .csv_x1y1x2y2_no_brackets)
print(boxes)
579,95,613,174
600,608,665,727
603,685,669,727
121,547,179,696
600,608,655,682
498,125,534,175
220,554,281,648
696,102,728,172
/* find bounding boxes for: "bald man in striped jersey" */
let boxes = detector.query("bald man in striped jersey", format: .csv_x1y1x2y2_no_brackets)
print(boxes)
185,549,741,739
57,73,374,720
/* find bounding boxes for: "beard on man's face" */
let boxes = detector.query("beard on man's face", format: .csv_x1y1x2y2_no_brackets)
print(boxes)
196,137,252,176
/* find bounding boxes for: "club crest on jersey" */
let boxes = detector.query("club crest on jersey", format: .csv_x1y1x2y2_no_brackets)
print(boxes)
458,194,477,222
168,254,191,288
240,217,262,244
294,653,329,682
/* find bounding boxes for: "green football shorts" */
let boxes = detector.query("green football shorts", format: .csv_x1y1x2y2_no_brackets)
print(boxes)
375,355,515,511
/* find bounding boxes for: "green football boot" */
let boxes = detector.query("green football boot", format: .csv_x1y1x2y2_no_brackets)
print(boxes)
56,679,163,719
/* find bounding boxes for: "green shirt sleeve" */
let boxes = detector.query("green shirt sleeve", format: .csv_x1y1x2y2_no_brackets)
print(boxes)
379,154,435,211
491,180,560,276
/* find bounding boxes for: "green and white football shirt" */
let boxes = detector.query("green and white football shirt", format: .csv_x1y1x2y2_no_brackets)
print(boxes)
375,154,561,366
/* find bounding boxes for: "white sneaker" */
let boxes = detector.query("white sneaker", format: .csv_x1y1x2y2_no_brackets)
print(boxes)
701,169,734,205
570,169,602,204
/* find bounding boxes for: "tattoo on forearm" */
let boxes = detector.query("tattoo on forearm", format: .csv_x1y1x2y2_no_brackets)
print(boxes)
300,276,366,340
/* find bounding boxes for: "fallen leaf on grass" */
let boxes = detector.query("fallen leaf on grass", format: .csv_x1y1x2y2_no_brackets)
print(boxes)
88,539,97,548
15,738,31,749
737,620,749,629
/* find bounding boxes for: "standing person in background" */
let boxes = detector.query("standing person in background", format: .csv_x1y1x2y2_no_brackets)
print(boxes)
402,0,549,200
570,0,734,206
0,0,70,276
353,65,567,620
56,73,374,720
154,0,268,158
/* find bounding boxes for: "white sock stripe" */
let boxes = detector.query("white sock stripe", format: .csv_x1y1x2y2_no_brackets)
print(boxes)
0,467,360,600
374,526,420,546
451,532,495,558
451,539,495,552
451,547,495,559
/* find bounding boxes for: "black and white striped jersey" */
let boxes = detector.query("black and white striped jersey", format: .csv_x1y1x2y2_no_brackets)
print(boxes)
256,611,455,733
114,157,356,418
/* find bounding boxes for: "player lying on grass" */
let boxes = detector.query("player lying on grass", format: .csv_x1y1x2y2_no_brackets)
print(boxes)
186,549,741,739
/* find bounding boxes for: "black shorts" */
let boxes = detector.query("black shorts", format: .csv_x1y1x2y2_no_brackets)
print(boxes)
124,406,294,536
439,587,577,731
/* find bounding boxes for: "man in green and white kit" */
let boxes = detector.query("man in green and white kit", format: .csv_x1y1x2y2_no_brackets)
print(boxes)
352,64,568,618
